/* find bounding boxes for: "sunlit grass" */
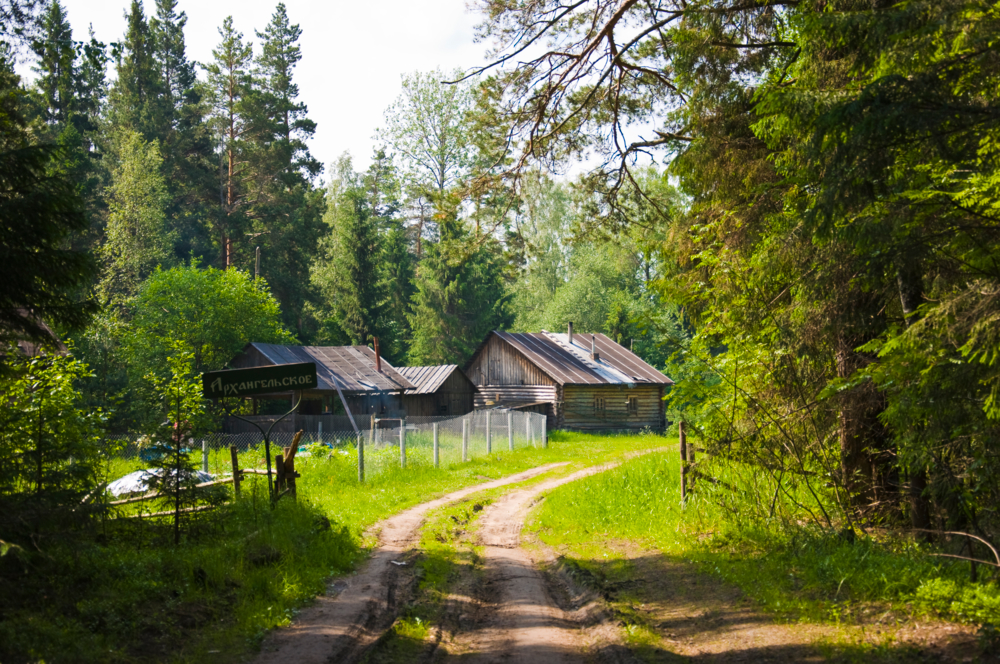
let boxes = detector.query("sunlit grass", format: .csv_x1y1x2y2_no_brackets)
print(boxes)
3,429,672,664
531,451,1000,628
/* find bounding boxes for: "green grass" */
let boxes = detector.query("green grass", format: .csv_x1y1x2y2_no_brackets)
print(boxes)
1,430,671,664
531,451,1000,629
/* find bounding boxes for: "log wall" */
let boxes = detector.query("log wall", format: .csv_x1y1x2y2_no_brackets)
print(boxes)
560,385,664,431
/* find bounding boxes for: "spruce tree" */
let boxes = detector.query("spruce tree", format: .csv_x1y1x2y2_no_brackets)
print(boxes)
150,0,215,264
312,181,387,346
407,193,510,365
107,0,166,142
31,0,77,128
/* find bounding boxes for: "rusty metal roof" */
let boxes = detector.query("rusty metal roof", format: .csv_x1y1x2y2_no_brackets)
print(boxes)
396,365,467,395
245,343,415,393
476,332,673,386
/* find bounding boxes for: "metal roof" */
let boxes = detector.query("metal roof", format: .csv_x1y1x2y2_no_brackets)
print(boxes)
396,365,465,395
476,332,673,386
245,343,415,393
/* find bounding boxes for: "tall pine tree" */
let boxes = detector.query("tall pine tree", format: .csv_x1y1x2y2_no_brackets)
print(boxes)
204,15,252,269
246,3,322,334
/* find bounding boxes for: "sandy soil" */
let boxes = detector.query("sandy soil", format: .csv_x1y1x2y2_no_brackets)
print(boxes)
252,463,568,664
449,463,625,663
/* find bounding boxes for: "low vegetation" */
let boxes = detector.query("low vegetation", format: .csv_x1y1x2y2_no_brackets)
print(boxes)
531,449,1000,652
0,431,667,664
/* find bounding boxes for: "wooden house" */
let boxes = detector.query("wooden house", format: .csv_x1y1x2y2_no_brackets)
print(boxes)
464,326,673,431
225,343,415,432
396,365,476,417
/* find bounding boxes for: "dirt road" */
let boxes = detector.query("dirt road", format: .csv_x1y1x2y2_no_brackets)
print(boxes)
253,463,567,664
456,463,623,663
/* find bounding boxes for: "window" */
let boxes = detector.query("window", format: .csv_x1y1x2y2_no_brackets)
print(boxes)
594,397,606,414
628,396,639,415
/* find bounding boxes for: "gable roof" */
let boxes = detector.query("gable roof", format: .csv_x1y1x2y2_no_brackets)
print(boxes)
241,343,415,393
396,365,470,395
469,331,673,386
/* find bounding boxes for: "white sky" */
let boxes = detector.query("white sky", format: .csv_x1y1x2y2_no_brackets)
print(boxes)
19,0,487,178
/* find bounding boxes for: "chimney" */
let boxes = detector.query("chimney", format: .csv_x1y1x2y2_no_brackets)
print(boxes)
373,337,382,372
591,335,600,362
568,322,574,345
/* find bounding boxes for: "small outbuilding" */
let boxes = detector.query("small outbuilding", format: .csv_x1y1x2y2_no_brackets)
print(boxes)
396,365,477,417
224,343,416,433
464,326,673,431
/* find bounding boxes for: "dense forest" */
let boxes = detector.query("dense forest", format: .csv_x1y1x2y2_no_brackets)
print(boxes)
1,0,680,434
3,0,1000,613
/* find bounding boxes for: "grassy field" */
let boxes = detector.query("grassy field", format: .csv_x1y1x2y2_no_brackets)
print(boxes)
0,430,670,664
530,450,1000,635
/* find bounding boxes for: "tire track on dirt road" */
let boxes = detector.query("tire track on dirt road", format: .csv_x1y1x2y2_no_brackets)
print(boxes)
253,463,568,664
457,461,633,664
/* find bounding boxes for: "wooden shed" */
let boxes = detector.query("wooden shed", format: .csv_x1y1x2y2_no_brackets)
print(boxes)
464,328,673,431
226,342,415,422
396,365,476,417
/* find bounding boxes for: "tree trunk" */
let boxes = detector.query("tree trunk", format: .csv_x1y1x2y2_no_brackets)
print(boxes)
897,259,932,536
835,288,893,511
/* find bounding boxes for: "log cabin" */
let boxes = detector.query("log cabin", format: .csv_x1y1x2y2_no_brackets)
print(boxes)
396,365,476,417
464,325,673,431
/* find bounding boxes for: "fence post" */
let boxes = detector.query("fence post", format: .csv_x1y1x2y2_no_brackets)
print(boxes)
433,422,439,468
679,420,687,504
542,415,548,449
486,411,492,454
318,420,322,443
358,432,365,483
508,411,514,451
527,416,532,448
230,445,241,497
462,418,469,462
201,439,208,473
400,418,406,468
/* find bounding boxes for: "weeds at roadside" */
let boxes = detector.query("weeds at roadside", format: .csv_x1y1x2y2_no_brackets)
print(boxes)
530,451,1000,652
0,431,671,664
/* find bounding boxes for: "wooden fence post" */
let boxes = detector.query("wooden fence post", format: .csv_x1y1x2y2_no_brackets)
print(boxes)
679,420,687,504
542,414,548,449
229,445,241,497
202,439,209,473
282,448,298,499
526,416,532,448
275,452,286,494
433,422,439,468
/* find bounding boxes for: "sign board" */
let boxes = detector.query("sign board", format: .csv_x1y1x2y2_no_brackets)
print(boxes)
202,362,318,399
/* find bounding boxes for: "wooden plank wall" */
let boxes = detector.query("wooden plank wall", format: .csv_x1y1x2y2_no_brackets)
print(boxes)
402,369,476,417
466,335,557,387
473,385,557,408
561,385,664,431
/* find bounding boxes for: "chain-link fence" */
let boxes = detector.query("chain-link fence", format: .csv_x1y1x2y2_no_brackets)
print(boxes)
102,410,548,480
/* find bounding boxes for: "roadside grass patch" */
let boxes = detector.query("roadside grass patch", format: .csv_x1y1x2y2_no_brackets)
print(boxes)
2,430,670,663
531,451,1000,630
